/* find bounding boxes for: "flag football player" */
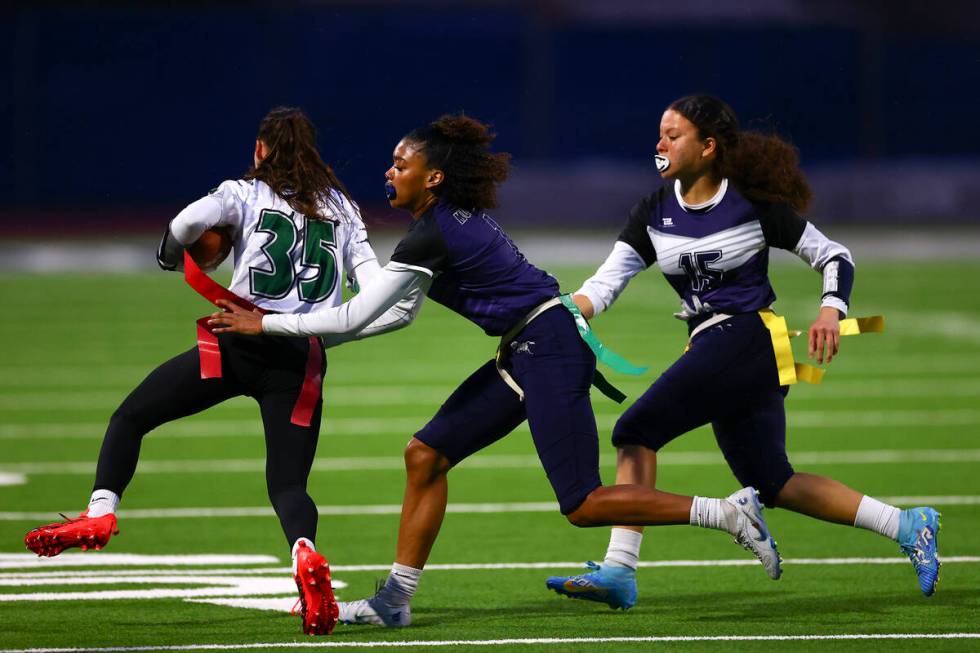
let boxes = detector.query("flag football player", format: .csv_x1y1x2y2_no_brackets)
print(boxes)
544,95,942,610
23,107,421,635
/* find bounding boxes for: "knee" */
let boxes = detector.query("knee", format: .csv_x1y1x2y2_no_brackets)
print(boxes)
107,404,147,436
565,495,601,528
403,438,451,482
611,416,645,449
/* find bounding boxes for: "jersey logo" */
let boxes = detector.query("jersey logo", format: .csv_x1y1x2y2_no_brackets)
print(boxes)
662,217,674,227
453,209,472,224
678,250,723,292
511,340,535,356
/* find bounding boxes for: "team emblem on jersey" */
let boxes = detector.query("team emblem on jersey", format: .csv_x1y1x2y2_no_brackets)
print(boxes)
453,209,472,224
662,217,674,227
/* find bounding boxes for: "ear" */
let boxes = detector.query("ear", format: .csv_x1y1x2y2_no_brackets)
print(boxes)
255,139,269,164
425,169,445,190
701,137,717,160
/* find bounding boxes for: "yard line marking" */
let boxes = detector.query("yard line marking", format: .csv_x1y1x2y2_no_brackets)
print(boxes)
336,556,980,571
1,633,979,652
2,495,978,522
3,353,980,388
7,556,980,578
6,448,980,476
2,556,979,574
4,409,980,439
6,379,980,407
0,554,278,569
0,472,26,486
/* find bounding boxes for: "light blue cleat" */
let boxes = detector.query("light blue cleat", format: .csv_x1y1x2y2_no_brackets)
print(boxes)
546,561,637,610
898,507,941,597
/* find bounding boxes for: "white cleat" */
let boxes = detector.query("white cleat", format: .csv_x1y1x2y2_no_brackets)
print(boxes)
338,595,411,627
725,486,782,580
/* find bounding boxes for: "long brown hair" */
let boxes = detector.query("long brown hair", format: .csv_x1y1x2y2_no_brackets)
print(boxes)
405,114,511,211
243,107,352,220
669,95,812,213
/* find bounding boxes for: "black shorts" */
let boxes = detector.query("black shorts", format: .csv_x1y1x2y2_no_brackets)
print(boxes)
611,312,794,506
415,307,602,515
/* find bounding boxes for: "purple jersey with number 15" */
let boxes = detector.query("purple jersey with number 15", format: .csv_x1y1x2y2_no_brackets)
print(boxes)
389,201,559,336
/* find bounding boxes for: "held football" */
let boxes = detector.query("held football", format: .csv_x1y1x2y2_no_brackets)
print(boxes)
188,227,233,271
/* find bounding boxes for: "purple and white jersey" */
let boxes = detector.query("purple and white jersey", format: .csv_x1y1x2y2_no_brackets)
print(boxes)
389,201,559,336
578,179,854,329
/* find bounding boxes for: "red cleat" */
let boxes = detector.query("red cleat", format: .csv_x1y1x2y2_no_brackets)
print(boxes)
293,542,339,635
24,511,119,557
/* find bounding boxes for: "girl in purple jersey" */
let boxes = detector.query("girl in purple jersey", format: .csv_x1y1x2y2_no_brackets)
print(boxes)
546,95,941,609
210,114,786,627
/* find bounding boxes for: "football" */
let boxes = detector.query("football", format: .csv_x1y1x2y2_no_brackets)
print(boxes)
188,227,233,271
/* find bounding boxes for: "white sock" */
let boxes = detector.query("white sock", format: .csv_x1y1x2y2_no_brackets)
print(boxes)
290,537,315,574
603,528,643,569
690,496,737,534
86,489,119,518
853,495,900,541
378,562,422,606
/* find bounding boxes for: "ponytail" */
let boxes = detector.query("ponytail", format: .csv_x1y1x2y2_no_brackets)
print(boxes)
244,107,352,220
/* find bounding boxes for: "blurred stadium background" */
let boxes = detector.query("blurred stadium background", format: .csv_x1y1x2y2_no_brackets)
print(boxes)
2,2,979,651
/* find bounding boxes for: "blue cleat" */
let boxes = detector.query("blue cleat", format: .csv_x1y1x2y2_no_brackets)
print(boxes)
546,561,637,610
898,507,941,597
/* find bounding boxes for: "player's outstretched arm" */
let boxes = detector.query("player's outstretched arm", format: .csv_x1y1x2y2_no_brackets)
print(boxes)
209,263,427,338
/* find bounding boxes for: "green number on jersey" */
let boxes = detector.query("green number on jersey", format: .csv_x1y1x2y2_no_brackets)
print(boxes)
249,209,338,303
299,220,337,303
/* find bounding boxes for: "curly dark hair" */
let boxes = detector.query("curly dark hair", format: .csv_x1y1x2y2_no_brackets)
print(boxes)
243,106,352,220
669,95,812,213
404,114,511,211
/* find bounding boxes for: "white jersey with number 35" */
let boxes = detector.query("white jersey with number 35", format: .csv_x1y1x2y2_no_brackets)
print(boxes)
170,178,377,314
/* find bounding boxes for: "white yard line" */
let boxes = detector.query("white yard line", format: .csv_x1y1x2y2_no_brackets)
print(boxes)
5,378,980,408
2,495,977,523
4,408,980,440
2,355,980,388
1,633,979,652
4,449,980,476
0,554,278,569
4,556,980,575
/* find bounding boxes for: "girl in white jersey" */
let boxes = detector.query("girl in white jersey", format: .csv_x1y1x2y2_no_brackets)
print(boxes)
23,107,419,636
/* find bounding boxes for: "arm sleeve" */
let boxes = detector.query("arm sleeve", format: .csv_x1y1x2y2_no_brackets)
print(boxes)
262,262,428,337
575,241,648,316
794,222,855,315
320,257,428,346
169,180,245,246
759,203,854,316
616,196,658,267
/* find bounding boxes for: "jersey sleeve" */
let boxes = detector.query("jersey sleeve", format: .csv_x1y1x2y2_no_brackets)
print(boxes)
262,263,427,337
169,179,247,245
388,215,449,277
760,203,855,315
616,195,658,267
576,241,648,316
757,202,808,250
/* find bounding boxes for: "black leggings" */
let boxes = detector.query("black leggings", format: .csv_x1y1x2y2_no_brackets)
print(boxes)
94,333,323,547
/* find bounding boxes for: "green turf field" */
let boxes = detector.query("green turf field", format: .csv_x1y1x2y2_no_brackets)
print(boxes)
1,261,978,652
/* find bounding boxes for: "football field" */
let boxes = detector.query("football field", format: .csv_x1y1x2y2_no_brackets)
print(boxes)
1,259,978,652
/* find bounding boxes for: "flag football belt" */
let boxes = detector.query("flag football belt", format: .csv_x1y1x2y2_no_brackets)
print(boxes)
182,252,323,427
495,294,648,404
685,309,884,386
